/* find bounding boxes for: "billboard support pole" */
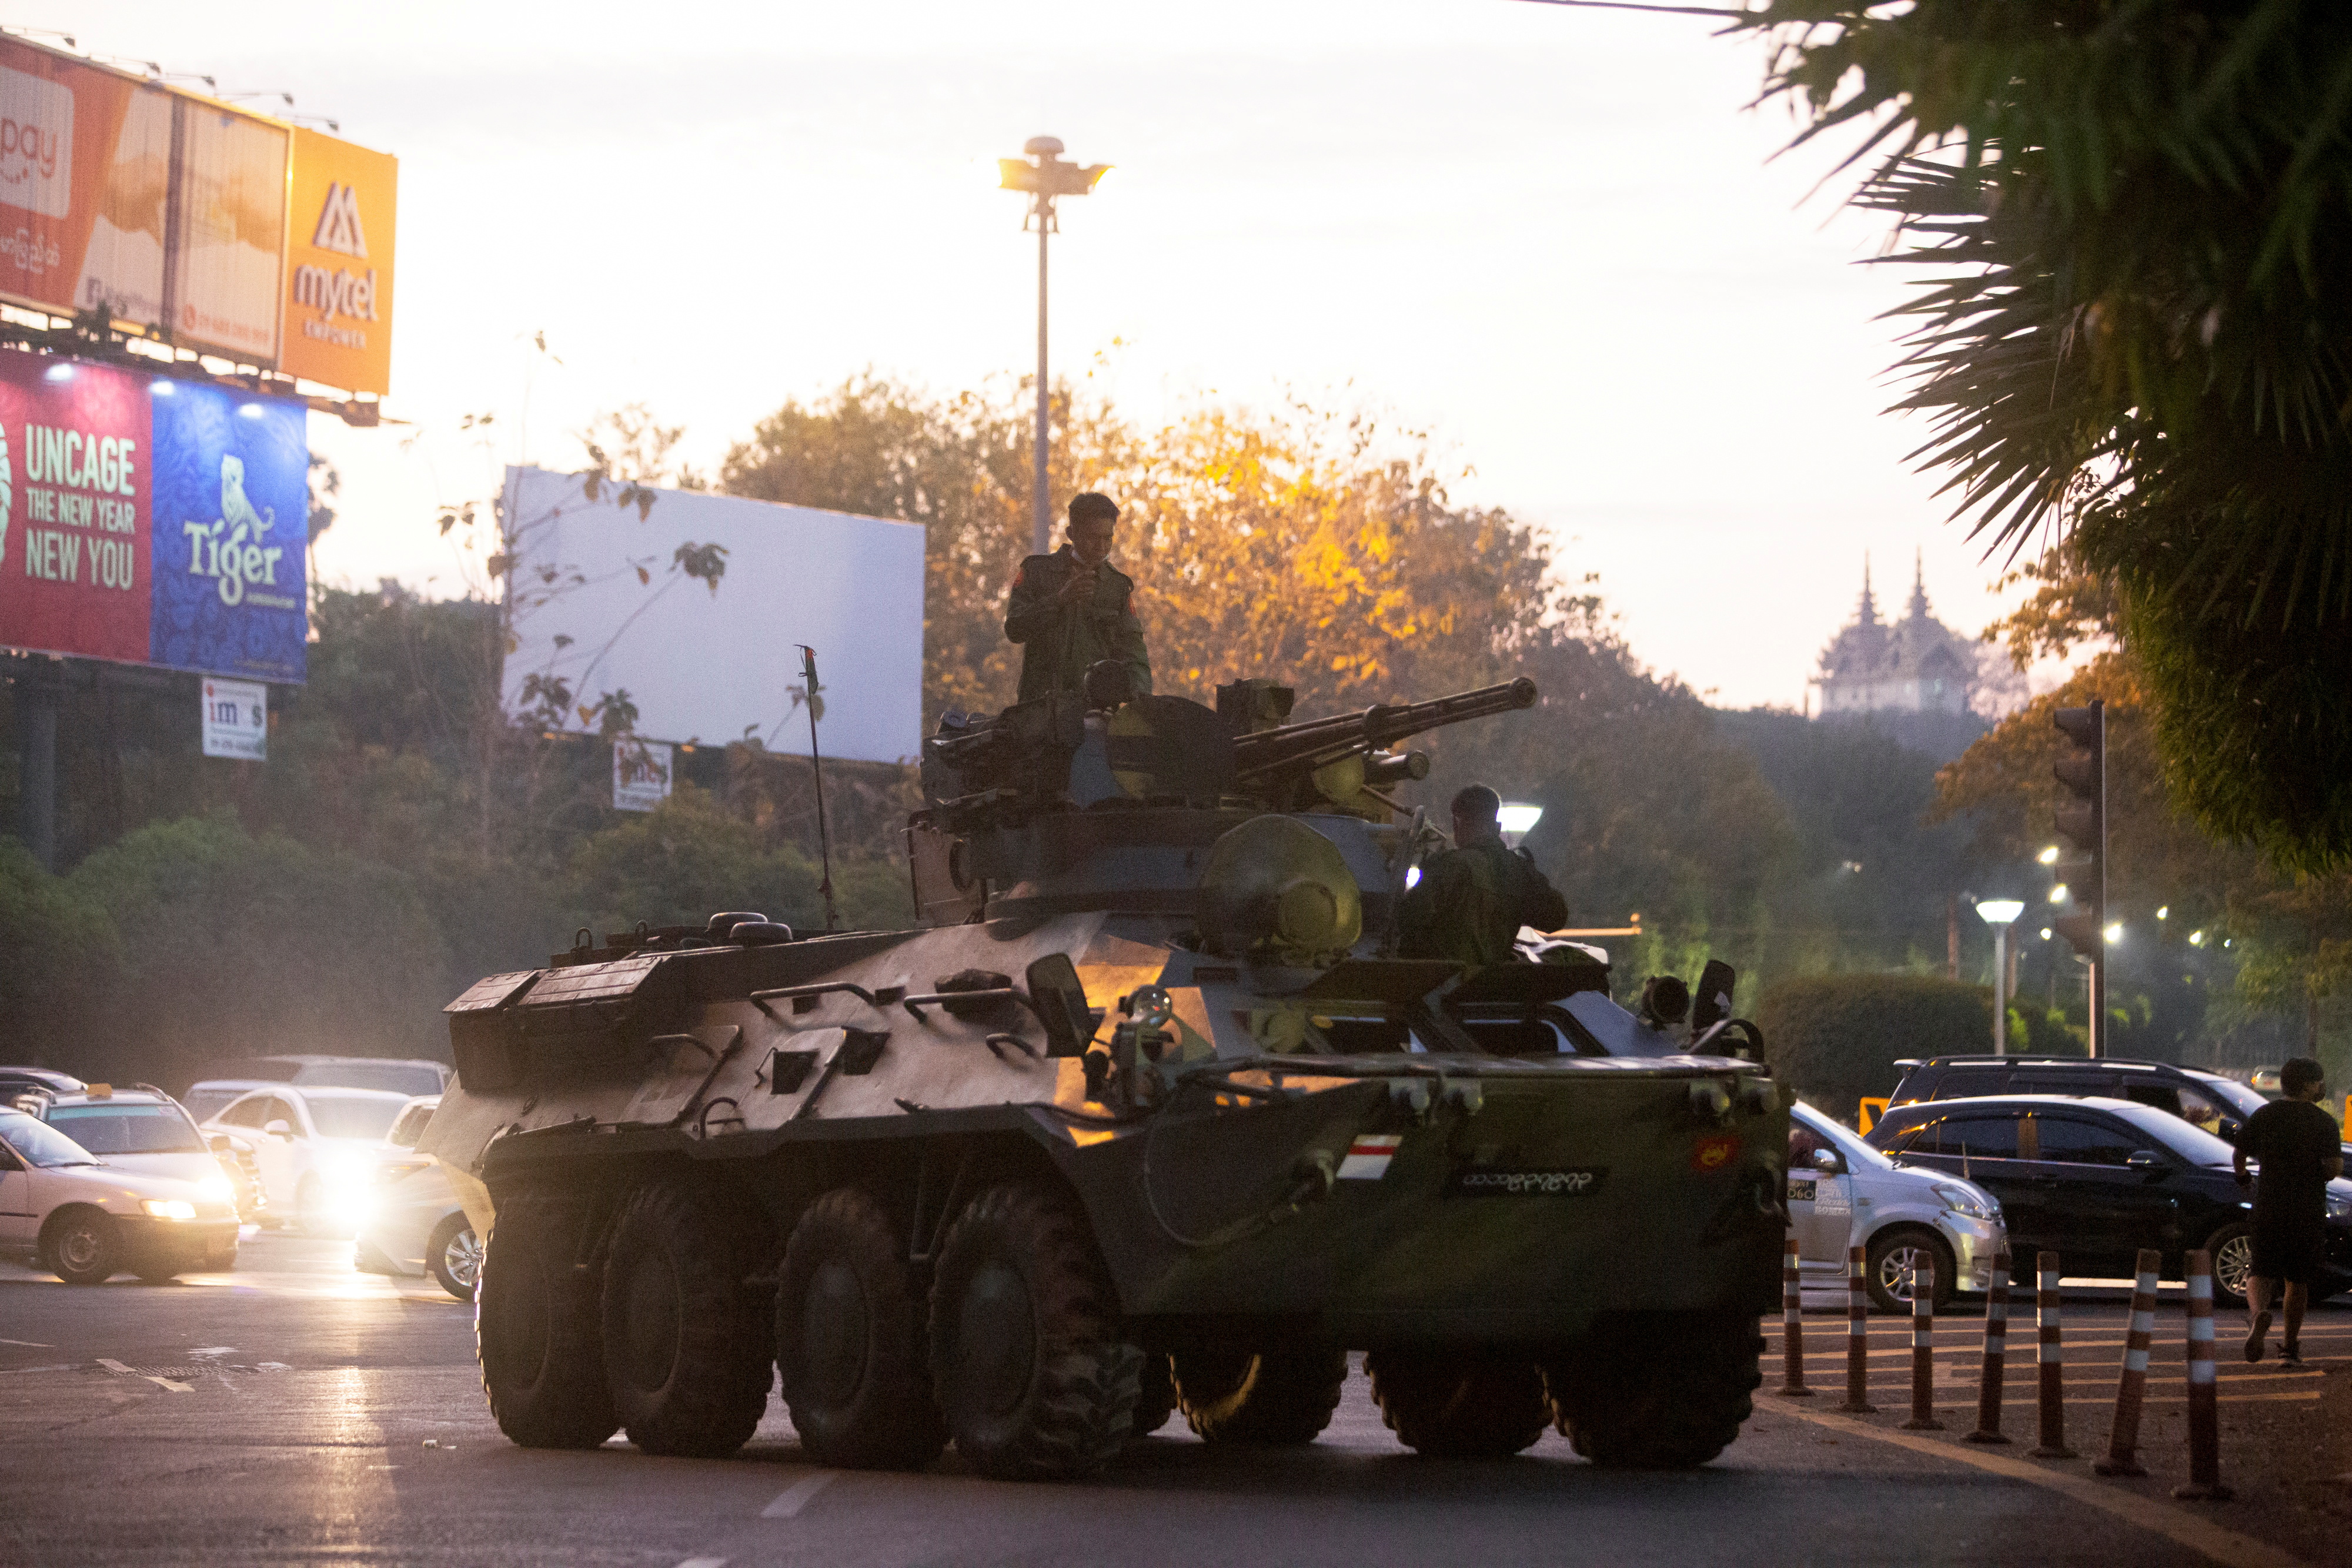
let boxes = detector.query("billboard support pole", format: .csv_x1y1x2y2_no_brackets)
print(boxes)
1033,199,1051,558
798,646,839,934
11,659,58,872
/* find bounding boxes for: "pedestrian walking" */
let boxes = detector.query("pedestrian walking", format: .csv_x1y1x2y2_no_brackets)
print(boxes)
2234,1056,2343,1365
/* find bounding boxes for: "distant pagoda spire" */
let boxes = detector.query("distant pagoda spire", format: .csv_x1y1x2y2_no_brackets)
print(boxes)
1856,551,1879,625
1908,547,1932,621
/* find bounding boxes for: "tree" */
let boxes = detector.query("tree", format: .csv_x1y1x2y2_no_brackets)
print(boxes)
1745,0,2352,872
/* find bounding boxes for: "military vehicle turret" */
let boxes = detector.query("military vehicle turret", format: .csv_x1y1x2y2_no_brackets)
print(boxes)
423,670,1785,1479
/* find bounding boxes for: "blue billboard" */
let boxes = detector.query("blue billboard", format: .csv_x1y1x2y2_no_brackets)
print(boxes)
147,380,309,683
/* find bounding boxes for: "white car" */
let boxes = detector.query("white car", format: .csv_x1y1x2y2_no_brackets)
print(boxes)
200,1085,412,1236
0,1109,240,1284
355,1095,479,1301
20,1085,247,1253
1788,1099,2007,1311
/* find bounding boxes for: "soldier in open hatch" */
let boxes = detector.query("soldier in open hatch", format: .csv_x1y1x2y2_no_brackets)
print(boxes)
1398,783,1569,966
1004,491,1153,704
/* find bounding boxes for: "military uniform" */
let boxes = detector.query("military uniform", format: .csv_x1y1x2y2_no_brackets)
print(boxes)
1004,546,1153,704
1398,834,1569,967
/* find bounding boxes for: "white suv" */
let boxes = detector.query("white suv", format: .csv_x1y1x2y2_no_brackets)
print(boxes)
0,1109,239,1284
201,1086,411,1236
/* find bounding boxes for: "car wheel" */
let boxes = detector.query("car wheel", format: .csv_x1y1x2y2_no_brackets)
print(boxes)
49,1210,118,1286
2204,1222,2255,1307
1865,1229,1954,1313
429,1213,481,1302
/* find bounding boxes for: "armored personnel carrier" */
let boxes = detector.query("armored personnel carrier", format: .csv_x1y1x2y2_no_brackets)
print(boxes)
423,671,1785,1479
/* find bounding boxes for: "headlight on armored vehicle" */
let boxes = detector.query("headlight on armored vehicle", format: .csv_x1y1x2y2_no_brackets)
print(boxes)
141,1199,198,1221
1933,1183,1999,1222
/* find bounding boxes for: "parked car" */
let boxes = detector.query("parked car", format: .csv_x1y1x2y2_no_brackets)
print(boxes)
354,1095,478,1301
1866,1093,2352,1305
1889,1057,2286,1144
198,1085,412,1236
14,1084,247,1258
0,1066,86,1104
183,1058,451,1122
1788,1100,2006,1310
0,1109,240,1283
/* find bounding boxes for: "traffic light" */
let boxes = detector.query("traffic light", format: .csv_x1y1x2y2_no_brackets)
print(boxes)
2049,700,2105,956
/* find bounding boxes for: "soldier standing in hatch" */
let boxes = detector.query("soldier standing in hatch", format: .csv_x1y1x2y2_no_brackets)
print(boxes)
1003,492,1152,705
1398,784,1569,966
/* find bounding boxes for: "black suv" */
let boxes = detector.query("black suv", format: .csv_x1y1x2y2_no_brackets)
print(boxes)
1867,1094,2352,1305
1889,1057,2276,1143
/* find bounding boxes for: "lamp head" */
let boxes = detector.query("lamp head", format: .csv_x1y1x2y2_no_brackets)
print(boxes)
1975,898,2025,927
1024,135,1065,158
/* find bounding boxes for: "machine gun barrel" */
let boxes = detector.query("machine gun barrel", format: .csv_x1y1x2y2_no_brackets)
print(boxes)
1230,677,1538,782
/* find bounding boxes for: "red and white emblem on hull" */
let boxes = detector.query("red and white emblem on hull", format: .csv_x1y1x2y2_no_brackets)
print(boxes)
1337,1134,1404,1180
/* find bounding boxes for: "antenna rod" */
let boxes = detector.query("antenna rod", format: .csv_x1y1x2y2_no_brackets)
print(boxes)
799,645,840,932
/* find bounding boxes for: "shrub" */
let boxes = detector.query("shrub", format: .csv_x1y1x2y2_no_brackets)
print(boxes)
1759,974,1993,1119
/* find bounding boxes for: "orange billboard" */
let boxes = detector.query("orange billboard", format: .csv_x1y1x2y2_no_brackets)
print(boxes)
278,127,396,396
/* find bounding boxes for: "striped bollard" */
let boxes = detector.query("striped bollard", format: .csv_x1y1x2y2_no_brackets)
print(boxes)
2032,1250,2074,1458
1842,1244,1875,1412
1778,1235,1813,1396
2094,1248,2161,1477
1902,1262,1942,1429
2172,1249,2234,1501
1966,1248,2012,1444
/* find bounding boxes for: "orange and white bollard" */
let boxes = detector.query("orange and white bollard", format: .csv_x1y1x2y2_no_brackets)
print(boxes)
1903,1262,1942,1430
2032,1250,2074,1458
1966,1248,2012,1445
1843,1243,1875,1413
2173,1249,2233,1501
1778,1235,1812,1396
2095,1248,2161,1477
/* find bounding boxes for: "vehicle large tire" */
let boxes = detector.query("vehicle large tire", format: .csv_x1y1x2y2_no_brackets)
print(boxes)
601,1181,773,1458
1131,1351,1177,1439
928,1181,1140,1480
1865,1228,1955,1314
2203,1221,2256,1308
428,1212,481,1303
46,1209,118,1286
1170,1346,1348,1445
1542,1308,1762,1470
777,1187,946,1469
477,1194,619,1450
1364,1350,1548,1458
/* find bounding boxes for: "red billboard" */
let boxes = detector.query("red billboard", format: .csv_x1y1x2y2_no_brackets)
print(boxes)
0,352,151,663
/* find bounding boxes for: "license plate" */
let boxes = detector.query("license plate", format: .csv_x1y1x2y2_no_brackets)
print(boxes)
1446,1166,1606,1197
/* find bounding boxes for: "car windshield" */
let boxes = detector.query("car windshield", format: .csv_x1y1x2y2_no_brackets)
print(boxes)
387,1102,436,1149
46,1104,206,1155
304,1095,405,1141
2190,1075,2270,1121
0,1111,101,1168
2112,1104,2239,1165
1793,1104,1899,1171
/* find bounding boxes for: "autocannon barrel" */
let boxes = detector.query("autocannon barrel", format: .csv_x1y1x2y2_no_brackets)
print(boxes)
1230,677,1538,781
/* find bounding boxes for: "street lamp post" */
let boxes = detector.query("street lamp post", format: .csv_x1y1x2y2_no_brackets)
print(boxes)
1976,899,2025,1055
998,137,1110,557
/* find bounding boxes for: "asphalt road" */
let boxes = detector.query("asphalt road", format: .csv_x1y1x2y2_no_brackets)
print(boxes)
0,1235,2335,1568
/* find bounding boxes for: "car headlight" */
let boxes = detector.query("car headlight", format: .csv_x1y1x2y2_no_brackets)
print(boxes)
196,1174,235,1205
141,1199,198,1221
316,1149,377,1188
1934,1182,2000,1222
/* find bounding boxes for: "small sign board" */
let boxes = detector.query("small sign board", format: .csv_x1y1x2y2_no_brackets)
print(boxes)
200,677,268,761
613,740,673,813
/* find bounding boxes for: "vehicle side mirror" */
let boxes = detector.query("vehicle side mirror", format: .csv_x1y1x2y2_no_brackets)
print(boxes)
2126,1150,2166,1172
1810,1148,1843,1175
263,1119,294,1141
1025,954,1098,1059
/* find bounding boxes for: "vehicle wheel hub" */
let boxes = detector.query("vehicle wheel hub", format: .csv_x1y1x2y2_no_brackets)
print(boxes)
957,1258,1035,1416
617,1251,683,1393
59,1225,101,1268
445,1228,482,1292
802,1259,871,1407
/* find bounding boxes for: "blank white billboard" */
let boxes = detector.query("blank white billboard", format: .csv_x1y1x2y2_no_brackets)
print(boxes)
500,467,924,764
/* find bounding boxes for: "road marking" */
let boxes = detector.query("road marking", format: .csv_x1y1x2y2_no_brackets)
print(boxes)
96,1358,134,1374
760,1472,838,1519
0,1338,52,1348
189,1346,235,1356
1780,1405,2309,1568
675,1559,730,1568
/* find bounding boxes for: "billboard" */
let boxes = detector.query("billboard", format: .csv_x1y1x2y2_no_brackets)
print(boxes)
0,349,308,682
0,36,396,396
501,467,924,765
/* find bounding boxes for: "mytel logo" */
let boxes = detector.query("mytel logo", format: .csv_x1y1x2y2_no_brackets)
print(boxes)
312,183,368,258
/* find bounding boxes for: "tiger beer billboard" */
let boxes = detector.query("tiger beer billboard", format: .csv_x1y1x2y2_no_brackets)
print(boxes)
0,35,397,396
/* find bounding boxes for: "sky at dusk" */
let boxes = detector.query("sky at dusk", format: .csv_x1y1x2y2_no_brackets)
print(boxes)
52,0,2077,712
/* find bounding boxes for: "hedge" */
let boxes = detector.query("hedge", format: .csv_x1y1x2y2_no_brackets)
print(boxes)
1758,974,1993,1121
